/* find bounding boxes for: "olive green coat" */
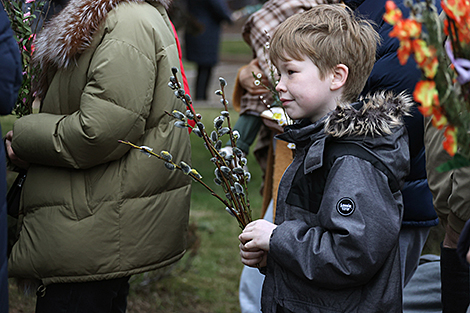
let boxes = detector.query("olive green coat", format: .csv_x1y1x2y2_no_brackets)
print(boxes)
8,0,192,286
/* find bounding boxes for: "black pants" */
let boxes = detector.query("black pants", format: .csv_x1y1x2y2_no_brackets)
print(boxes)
195,64,213,100
35,276,130,313
276,304,295,313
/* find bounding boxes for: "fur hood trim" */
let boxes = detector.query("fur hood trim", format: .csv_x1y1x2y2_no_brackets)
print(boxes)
33,0,171,70
32,0,171,99
324,91,413,137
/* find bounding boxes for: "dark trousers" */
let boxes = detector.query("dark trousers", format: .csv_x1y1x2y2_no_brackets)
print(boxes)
276,304,294,313
195,64,213,100
441,246,470,312
35,276,130,313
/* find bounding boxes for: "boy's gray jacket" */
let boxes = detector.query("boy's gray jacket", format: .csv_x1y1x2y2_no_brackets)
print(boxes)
263,93,412,312
8,0,192,285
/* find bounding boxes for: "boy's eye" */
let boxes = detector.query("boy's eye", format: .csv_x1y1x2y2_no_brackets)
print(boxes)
287,70,295,75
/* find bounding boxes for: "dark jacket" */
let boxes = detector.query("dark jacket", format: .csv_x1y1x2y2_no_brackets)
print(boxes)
184,0,232,66
0,2,21,311
345,0,439,227
263,93,412,312
8,0,192,286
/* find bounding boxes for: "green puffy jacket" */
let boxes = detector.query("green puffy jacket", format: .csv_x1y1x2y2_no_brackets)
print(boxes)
8,0,192,285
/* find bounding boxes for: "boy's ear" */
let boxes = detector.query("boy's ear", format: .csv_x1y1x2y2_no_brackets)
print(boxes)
330,64,348,91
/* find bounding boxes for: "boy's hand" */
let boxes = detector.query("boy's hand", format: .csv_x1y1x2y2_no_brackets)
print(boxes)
239,219,277,251
239,245,267,268
239,220,276,268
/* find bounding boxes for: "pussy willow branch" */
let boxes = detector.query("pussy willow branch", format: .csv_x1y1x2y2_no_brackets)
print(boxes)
170,70,249,223
118,139,250,227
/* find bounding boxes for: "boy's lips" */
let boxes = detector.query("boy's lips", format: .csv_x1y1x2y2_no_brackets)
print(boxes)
280,98,293,106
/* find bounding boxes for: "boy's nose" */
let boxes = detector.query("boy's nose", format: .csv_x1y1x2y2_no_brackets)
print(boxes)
275,79,285,93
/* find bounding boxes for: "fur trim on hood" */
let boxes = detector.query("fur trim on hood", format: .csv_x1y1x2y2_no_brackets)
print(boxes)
324,91,413,138
32,0,171,98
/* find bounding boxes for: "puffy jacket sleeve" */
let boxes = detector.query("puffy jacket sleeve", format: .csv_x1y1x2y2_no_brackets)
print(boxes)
12,27,157,169
269,155,402,289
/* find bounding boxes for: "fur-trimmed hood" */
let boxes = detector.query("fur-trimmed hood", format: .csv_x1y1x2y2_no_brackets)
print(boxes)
277,91,413,145
32,0,171,98
34,0,171,69
325,91,413,138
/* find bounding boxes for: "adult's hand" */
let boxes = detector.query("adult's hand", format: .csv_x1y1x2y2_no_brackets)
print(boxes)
239,58,271,95
5,130,29,170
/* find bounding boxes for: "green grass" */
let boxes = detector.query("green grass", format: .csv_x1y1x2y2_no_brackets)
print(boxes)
220,40,252,56
4,108,264,313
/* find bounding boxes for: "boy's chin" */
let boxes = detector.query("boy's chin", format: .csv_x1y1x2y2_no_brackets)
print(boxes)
284,108,298,120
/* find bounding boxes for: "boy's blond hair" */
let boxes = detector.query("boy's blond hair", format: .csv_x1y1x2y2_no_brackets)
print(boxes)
269,4,380,104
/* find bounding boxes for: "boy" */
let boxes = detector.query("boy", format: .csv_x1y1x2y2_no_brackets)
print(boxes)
239,4,412,312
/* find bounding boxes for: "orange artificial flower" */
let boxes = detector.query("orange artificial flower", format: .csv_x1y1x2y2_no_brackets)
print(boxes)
443,125,458,156
442,0,469,26
421,56,439,79
412,39,435,66
389,19,422,41
412,39,438,78
383,0,403,25
397,39,412,65
389,19,422,65
414,80,439,116
432,108,448,129
442,0,470,43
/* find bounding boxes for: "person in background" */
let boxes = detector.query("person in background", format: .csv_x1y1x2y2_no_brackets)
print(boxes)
457,218,470,269
0,3,22,312
240,5,411,312
425,118,470,312
457,218,470,313
184,0,232,100
343,0,439,288
43,0,69,20
5,0,192,312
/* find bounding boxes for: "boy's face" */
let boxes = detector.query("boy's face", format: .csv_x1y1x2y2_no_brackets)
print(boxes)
275,57,338,123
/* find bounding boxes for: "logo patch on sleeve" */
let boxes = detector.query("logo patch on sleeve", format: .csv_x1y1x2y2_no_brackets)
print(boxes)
336,198,355,216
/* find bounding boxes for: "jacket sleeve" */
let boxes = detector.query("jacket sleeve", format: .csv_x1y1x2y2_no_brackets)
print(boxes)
0,4,22,115
269,155,402,289
12,31,157,169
